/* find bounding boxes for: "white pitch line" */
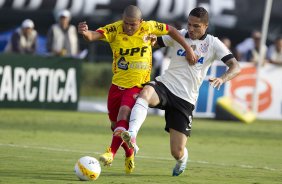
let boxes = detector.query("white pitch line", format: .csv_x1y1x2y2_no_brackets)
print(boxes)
0,143,277,171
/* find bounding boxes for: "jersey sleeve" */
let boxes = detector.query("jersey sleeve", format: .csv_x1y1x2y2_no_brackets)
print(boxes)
160,29,186,47
161,34,174,47
213,37,233,62
96,22,118,43
147,20,169,36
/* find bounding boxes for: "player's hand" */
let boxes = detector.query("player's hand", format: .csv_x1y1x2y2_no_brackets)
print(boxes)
149,34,157,46
185,47,198,65
209,77,224,90
143,34,157,46
78,21,88,35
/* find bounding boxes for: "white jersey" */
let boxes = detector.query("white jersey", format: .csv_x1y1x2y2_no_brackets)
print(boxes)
156,29,232,105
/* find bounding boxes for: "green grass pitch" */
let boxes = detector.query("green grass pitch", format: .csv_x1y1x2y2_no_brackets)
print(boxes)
0,109,281,184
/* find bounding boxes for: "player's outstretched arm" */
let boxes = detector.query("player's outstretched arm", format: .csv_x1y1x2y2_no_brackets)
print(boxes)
78,21,105,41
167,25,197,65
209,58,241,89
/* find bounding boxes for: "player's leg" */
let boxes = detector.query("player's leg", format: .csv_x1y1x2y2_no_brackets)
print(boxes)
99,84,122,166
112,105,131,154
109,121,131,156
163,91,194,176
112,105,136,174
125,84,160,140
115,105,137,174
113,86,142,174
122,81,167,149
169,129,189,176
100,120,131,166
120,81,165,173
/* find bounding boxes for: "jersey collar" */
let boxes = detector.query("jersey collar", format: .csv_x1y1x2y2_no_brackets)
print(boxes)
185,31,207,40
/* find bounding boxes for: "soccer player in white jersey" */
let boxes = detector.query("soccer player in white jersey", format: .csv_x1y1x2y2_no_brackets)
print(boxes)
119,7,241,176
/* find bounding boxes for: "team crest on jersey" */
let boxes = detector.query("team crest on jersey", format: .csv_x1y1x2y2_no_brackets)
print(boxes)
200,43,209,53
117,57,129,70
123,37,128,41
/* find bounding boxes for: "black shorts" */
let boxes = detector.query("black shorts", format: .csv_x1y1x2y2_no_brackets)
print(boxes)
146,81,195,136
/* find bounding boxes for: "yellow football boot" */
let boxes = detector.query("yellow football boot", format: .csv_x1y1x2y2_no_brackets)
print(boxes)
125,154,135,174
99,147,113,166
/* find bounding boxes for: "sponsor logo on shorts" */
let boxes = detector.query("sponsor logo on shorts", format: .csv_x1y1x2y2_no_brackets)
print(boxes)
188,115,192,128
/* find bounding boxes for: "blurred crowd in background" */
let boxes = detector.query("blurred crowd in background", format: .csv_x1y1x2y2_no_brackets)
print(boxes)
2,10,83,58
1,9,282,70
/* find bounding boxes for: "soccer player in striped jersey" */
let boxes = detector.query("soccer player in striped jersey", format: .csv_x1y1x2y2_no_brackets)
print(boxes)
78,5,196,174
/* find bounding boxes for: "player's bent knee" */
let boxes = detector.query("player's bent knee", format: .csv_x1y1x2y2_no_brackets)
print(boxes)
139,85,155,100
117,106,131,120
171,148,183,160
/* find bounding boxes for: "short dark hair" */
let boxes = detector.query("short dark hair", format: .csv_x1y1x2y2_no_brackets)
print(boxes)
123,5,142,19
189,7,209,24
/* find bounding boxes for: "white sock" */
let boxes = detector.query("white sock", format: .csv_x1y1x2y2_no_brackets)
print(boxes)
128,98,149,138
177,147,188,165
